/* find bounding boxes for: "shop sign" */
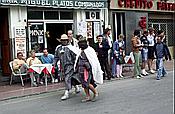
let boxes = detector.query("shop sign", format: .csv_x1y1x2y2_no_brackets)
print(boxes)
139,16,146,30
14,26,27,57
110,0,175,12
0,0,107,9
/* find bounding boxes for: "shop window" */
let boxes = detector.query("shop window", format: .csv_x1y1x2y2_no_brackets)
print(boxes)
60,11,73,20
28,11,43,19
44,11,59,19
86,12,90,19
30,23,45,53
86,11,100,19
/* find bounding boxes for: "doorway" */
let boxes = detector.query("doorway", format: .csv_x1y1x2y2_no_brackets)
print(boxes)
46,23,72,54
0,8,11,76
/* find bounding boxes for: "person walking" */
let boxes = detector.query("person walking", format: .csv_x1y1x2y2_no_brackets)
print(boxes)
74,37,103,102
112,34,125,78
131,29,144,79
153,36,171,80
54,34,81,100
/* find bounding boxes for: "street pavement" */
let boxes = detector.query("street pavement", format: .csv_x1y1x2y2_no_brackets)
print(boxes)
0,70,173,114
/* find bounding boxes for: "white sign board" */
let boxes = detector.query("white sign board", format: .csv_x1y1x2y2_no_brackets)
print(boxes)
14,26,27,57
77,21,87,37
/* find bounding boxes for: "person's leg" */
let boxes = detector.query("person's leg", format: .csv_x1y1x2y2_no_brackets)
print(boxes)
99,58,106,80
157,58,161,80
61,74,72,100
119,65,123,77
116,65,120,77
112,59,116,77
133,52,140,78
104,58,111,80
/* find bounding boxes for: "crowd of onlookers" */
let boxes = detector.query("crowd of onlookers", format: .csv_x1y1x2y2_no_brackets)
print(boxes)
12,27,172,87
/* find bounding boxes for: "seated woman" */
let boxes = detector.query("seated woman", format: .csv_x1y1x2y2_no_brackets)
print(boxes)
13,52,28,74
26,50,42,87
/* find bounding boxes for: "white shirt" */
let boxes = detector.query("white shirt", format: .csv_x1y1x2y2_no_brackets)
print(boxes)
147,34,155,46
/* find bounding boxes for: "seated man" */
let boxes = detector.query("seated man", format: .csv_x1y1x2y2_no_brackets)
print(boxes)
13,52,28,74
40,49,57,83
40,49,54,64
26,50,42,87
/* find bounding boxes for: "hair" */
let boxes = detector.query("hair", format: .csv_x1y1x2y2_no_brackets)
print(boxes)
96,35,103,39
67,30,73,34
143,30,148,35
134,29,141,36
103,28,111,34
17,52,23,56
76,34,83,40
118,34,124,39
157,30,164,35
29,50,35,56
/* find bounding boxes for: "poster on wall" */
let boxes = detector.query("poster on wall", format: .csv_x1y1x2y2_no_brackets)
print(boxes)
14,26,26,58
93,22,101,43
77,21,87,37
87,22,93,39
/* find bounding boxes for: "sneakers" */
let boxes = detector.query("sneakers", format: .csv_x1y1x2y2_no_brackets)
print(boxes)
139,74,144,78
150,69,155,74
32,82,38,87
75,85,80,94
91,92,99,102
119,75,124,78
61,90,69,100
61,94,69,100
54,79,59,83
136,76,141,79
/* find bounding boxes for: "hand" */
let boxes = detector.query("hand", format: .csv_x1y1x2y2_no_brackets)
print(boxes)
99,45,103,48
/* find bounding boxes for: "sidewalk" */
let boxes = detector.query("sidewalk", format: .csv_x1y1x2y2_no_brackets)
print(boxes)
0,60,173,101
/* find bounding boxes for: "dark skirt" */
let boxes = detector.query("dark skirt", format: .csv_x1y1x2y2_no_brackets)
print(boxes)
148,46,155,59
80,69,97,89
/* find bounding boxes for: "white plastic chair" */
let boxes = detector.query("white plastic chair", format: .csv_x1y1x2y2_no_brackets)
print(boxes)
9,61,28,87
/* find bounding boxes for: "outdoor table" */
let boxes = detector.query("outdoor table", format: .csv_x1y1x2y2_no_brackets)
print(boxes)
28,64,55,87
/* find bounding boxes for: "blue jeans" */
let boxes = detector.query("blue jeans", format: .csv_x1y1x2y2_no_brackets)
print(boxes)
156,58,167,79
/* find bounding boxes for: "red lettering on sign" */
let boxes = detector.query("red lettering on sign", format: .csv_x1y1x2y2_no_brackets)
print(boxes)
118,0,123,7
139,17,147,29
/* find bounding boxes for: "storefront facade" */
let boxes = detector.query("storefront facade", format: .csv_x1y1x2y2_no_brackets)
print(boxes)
109,0,174,55
0,0,108,76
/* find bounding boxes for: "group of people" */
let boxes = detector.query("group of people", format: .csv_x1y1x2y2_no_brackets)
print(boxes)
12,27,172,102
12,49,55,87
131,28,171,80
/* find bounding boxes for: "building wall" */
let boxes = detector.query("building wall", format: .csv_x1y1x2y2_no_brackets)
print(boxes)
9,6,27,58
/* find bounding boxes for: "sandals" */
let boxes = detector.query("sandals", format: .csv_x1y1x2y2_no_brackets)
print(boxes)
81,97,91,102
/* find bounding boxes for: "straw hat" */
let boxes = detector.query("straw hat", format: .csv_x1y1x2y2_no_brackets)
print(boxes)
60,34,68,40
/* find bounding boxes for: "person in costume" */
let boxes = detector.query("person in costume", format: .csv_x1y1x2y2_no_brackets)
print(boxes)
74,37,103,102
54,34,81,100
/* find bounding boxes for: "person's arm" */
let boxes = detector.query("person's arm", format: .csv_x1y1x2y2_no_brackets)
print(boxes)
164,44,171,60
132,37,143,48
40,55,45,64
13,59,20,70
53,47,60,66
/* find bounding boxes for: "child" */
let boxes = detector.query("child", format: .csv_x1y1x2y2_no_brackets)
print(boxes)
153,36,171,80
112,34,125,78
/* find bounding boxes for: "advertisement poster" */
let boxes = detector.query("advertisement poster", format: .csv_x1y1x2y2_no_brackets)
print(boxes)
93,22,101,42
87,22,93,39
77,21,87,37
14,26,26,57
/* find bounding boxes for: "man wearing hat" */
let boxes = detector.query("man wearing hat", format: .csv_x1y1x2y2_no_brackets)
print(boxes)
54,34,81,100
